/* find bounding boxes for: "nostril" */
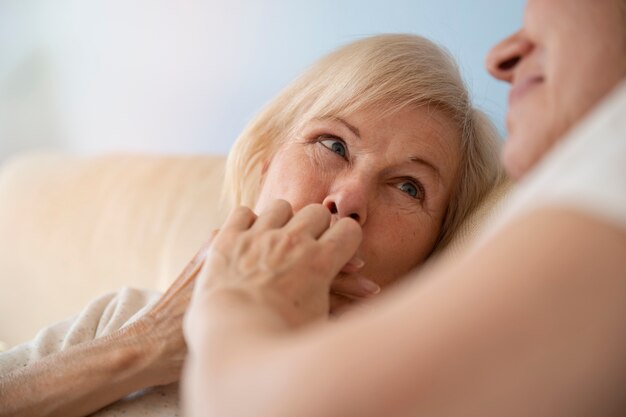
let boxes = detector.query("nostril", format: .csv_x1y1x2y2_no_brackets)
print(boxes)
327,202,338,214
349,213,360,222
498,56,520,71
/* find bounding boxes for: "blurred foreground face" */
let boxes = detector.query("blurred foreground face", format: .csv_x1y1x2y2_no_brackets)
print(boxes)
487,0,626,179
255,106,460,312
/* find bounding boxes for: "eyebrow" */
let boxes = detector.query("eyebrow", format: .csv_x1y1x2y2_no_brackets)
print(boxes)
332,117,361,139
321,116,442,179
409,156,441,179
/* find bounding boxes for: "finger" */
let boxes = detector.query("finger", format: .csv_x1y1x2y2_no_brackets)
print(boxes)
250,199,293,231
284,203,331,239
339,254,365,274
329,292,354,318
221,206,257,232
318,217,363,278
330,274,381,299
158,254,204,307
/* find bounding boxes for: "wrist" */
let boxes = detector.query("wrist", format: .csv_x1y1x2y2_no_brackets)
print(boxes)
187,287,290,352
106,320,175,388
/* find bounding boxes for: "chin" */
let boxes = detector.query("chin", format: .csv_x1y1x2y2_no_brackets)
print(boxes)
501,138,528,180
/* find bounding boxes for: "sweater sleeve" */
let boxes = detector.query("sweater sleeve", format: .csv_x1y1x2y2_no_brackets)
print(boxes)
0,287,182,416
0,287,161,374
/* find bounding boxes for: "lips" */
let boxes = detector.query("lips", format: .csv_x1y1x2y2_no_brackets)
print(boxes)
508,75,544,105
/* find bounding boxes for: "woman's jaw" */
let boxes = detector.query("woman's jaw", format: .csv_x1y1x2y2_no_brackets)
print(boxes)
487,0,626,179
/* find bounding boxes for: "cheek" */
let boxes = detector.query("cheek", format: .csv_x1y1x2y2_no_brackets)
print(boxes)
254,149,330,213
361,212,440,287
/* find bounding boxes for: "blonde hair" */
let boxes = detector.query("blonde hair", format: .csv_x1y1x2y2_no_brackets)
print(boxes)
224,34,503,251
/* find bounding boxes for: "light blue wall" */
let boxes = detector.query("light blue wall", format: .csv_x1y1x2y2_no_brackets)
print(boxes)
0,1,525,158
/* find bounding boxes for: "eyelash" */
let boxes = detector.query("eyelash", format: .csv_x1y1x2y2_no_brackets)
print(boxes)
317,135,349,160
316,134,426,203
396,178,426,202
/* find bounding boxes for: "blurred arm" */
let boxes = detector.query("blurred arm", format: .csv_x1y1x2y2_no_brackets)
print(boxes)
184,208,626,417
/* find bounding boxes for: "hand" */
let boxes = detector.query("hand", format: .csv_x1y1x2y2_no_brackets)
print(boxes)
329,257,382,315
122,232,217,386
190,200,364,329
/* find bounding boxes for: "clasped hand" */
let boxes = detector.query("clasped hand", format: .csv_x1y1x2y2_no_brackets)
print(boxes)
187,200,369,335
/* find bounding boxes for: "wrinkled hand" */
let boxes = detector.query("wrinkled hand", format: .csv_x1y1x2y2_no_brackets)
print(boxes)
189,200,364,329
122,232,217,386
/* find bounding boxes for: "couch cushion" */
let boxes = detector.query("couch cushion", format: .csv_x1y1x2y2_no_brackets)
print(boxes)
0,153,228,346
0,152,512,347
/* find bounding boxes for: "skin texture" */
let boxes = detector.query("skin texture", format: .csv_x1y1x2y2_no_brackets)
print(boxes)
0,97,460,416
255,106,460,312
486,0,626,178
182,1,626,417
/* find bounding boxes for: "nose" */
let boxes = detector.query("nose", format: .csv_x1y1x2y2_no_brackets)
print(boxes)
486,30,532,83
322,177,369,226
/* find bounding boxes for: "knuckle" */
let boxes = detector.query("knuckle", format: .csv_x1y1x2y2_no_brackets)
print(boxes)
272,199,293,213
297,203,331,227
282,230,303,248
237,231,255,250
337,218,363,238
310,203,330,217
316,206,332,227
234,205,255,218
267,230,285,247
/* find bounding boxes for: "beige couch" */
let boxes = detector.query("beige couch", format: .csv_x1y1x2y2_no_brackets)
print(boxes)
0,153,510,349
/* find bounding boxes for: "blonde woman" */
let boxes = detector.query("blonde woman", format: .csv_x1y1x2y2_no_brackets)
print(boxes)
0,34,502,416
183,1,626,416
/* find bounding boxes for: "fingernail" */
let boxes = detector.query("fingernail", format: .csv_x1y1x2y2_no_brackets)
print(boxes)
347,256,365,269
341,256,365,274
357,277,380,295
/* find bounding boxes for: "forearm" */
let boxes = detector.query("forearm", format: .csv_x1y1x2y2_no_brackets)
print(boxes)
0,237,212,417
184,210,626,417
184,290,294,417
0,323,161,417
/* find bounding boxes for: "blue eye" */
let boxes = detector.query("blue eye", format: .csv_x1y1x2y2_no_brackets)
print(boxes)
320,137,348,158
398,181,424,200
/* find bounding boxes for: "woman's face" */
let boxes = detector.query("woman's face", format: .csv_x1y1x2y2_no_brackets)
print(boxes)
486,0,626,179
254,106,460,311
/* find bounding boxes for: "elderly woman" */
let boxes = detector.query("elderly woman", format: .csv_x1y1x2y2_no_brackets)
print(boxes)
182,1,626,416
0,34,501,416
